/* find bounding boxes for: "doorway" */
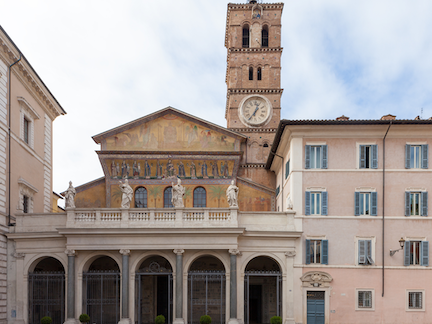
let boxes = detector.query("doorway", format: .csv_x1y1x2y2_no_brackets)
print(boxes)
306,291,325,324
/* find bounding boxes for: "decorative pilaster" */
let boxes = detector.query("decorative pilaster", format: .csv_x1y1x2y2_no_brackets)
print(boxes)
228,249,241,324
119,249,131,324
284,250,296,324
173,249,185,324
13,252,25,324
64,250,78,324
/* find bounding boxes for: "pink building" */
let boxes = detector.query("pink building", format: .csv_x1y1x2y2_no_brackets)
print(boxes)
268,115,432,323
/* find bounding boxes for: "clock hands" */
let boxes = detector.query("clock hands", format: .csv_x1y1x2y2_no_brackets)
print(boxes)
248,104,260,120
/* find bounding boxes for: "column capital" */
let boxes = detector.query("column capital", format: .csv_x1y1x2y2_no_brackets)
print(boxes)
65,249,77,257
229,249,241,256
285,250,296,258
119,249,131,256
12,252,25,259
173,249,185,255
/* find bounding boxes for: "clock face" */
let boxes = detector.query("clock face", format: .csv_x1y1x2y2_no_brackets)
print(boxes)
240,96,271,126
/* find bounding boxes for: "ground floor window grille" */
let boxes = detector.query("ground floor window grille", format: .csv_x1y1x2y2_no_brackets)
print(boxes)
188,271,226,324
28,272,65,324
83,271,120,324
409,291,423,309
358,291,372,308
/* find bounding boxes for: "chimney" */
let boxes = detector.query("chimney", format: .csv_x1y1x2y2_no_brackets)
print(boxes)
336,115,349,121
381,114,396,120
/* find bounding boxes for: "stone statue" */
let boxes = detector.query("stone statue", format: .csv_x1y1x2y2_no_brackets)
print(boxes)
287,196,293,210
65,181,76,208
119,179,133,208
171,178,185,208
226,180,239,207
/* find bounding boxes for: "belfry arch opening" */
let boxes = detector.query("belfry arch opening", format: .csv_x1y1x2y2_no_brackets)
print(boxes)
135,256,173,324
83,256,120,324
244,256,282,324
29,257,65,324
188,256,226,324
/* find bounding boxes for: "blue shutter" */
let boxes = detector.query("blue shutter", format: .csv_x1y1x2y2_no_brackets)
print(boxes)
371,145,378,169
371,192,378,216
305,191,311,215
404,241,410,266
405,144,411,169
321,145,328,169
405,192,411,216
285,160,289,179
358,240,366,264
422,144,428,169
422,192,428,216
322,240,328,265
366,240,374,264
359,145,366,168
321,191,328,216
305,239,311,264
421,241,429,266
355,192,360,216
305,145,311,169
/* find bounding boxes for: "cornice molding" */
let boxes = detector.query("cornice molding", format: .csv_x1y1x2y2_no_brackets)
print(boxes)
229,128,276,133
240,164,266,168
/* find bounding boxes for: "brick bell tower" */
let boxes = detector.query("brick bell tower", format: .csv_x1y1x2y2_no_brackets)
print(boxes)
225,1,283,188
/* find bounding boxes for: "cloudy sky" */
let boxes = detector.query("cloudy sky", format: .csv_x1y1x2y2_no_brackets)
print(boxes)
1,0,432,201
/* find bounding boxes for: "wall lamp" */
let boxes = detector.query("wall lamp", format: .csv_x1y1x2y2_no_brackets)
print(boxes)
390,237,405,256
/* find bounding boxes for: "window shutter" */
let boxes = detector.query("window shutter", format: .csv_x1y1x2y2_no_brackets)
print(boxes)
322,145,328,169
422,144,428,169
405,192,411,216
285,161,289,179
359,145,366,168
355,192,360,216
305,145,311,169
421,192,428,216
321,191,328,216
305,191,311,215
305,239,311,264
404,241,410,266
366,240,374,264
322,240,328,265
371,145,378,169
421,241,429,266
405,144,411,169
371,192,378,216
358,240,366,264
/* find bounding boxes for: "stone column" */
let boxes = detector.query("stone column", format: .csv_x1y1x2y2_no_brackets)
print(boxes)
284,251,296,324
228,249,241,324
173,249,185,324
119,249,131,324
64,250,78,324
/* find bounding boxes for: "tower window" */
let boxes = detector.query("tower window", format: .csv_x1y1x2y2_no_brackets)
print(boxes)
262,26,269,47
249,67,253,80
257,67,262,81
242,25,250,48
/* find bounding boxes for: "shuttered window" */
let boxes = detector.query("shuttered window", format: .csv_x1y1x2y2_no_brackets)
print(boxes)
305,239,328,265
404,241,429,266
285,160,290,179
355,192,377,216
305,145,328,169
359,145,378,169
405,144,428,169
405,191,428,216
305,191,328,216
358,240,374,265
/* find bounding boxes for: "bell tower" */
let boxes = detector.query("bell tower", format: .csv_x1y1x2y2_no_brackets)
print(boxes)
225,1,283,165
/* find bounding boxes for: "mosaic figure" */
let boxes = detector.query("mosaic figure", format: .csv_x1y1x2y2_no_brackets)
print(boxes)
166,159,175,178
211,161,219,179
201,161,208,179
178,161,186,178
145,160,151,179
111,161,117,177
189,161,197,179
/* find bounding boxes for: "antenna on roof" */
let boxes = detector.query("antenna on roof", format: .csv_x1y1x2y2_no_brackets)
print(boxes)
421,107,423,119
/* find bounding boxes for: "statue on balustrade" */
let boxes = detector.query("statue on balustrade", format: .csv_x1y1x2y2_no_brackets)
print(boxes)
226,180,239,207
171,178,185,208
119,179,133,208
65,181,76,208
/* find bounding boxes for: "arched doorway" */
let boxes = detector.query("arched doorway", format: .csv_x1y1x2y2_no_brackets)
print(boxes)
244,256,282,324
28,257,65,324
83,256,120,324
188,256,226,324
135,256,173,324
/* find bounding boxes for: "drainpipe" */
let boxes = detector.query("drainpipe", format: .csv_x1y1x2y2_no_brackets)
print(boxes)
8,53,22,226
269,150,284,211
382,121,392,297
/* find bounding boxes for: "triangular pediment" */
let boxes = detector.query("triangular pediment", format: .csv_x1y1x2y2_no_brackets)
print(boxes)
92,107,246,152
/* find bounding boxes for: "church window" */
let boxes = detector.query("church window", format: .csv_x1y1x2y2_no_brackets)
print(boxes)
249,67,253,80
164,187,173,208
134,187,147,208
257,67,262,81
242,25,250,48
193,187,206,208
262,26,269,47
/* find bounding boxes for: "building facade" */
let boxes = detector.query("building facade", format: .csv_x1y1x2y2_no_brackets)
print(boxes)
0,25,65,324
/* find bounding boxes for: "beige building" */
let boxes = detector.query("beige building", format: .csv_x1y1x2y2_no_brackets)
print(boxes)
0,25,65,323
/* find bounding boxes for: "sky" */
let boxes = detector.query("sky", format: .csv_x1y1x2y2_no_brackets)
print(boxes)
1,0,432,203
